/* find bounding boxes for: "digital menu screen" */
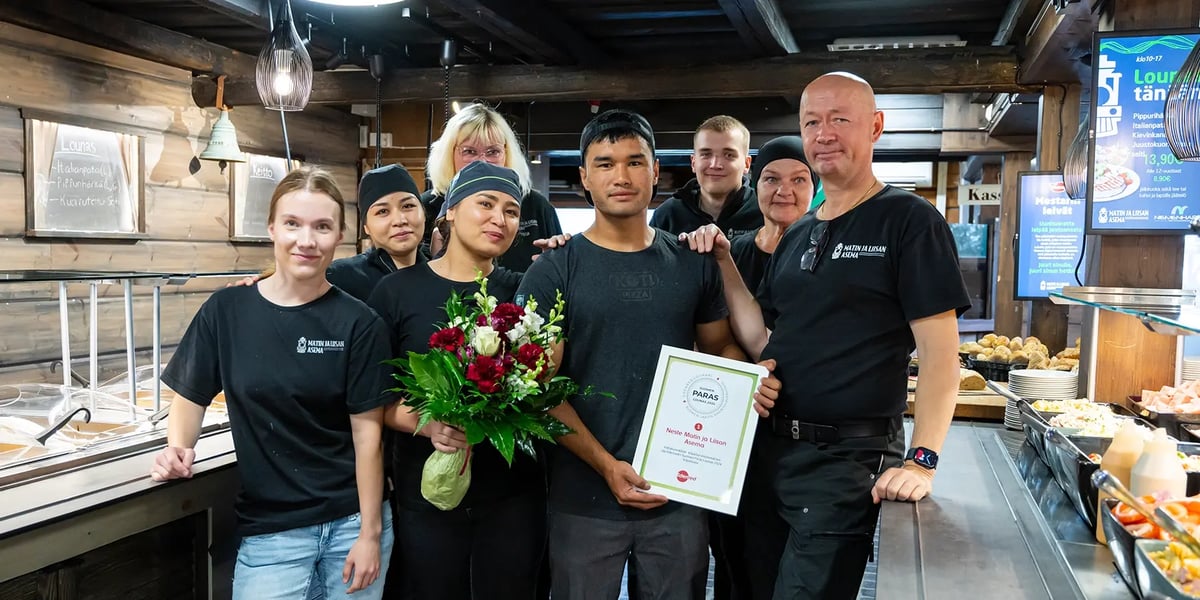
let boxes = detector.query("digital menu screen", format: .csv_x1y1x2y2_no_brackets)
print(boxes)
1016,172,1085,300
1088,31,1200,233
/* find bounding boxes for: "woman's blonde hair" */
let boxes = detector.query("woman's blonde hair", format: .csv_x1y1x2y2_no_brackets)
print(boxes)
259,166,347,278
426,103,532,197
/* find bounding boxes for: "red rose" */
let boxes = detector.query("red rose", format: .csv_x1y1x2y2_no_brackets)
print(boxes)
429,327,465,352
476,314,489,326
515,343,546,373
466,355,508,393
490,302,525,333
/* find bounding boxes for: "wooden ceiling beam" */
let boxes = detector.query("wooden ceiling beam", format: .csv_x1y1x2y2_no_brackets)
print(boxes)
197,45,1029,106
0,0,258,76
718,0,798,56
431,0,608,65
188,0,270,30
1019,0,1102,84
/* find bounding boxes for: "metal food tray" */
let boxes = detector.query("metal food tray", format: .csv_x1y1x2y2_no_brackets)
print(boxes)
1018,400,1055,466
1131,395,1200,441
1101,497,1145,599
1045,427,1200,533
1135,538,1200,599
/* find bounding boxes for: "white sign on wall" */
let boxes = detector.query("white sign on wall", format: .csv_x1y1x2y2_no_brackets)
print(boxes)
959,183,1002,206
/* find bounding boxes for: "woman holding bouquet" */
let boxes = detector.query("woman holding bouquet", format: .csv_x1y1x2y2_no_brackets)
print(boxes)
367,160,545,600
149,167,394,600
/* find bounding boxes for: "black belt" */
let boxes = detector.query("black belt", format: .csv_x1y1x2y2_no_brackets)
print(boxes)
767,416,899,443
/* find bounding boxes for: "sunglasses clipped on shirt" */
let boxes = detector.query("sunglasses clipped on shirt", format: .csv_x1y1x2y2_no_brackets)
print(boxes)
800,220,830,273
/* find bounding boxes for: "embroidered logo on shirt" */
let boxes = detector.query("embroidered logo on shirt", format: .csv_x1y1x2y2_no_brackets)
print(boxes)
829,243,887,260
296,337,345,354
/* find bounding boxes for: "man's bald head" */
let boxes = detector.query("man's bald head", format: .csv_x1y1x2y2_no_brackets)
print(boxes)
802,72,877,112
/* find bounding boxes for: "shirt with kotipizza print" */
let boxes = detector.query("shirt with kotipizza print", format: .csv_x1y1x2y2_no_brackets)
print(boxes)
757,185,970,425
516,228,728,521
162,284,392,537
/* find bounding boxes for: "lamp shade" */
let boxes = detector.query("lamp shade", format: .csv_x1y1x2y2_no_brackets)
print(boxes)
256,2,312,111
1062,113,1091,200
199,110,246,169
1165,39,1200,161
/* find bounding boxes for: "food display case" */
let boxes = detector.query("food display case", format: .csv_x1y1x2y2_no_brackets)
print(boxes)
0,270,248,599
879,287,1200,599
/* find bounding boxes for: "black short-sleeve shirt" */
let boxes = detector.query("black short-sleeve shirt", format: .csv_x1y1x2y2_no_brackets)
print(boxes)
729,227,771,296
516,229,729,520
365,263,541,511
758,186,970,423
161,285,392,536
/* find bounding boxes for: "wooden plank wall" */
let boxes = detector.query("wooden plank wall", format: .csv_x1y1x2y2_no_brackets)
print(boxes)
0,23,362,385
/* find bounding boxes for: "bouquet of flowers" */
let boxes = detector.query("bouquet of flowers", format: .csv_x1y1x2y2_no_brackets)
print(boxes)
385,275,580,510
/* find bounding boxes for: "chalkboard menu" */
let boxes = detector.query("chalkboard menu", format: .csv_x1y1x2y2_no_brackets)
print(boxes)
229,154,298,241
25,118,144,238
1016,172,1085,300
1088,30,1200,234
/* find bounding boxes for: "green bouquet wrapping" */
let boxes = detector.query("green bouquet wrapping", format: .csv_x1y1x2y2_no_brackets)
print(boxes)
386,274,587,510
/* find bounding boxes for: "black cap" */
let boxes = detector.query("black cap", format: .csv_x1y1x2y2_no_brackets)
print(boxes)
750,136,818,191
358,164,421,223
579,110,657,205
438,161,523,220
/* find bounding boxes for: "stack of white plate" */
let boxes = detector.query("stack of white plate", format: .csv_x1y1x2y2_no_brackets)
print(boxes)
1182,356,1200,382
1004,370,1080,430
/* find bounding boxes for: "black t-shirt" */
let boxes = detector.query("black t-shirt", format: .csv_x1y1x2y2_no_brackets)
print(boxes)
326,248,426,303
420,189,563,273
365,262,541,511
729,227,771,296
516,229,729,520
162,285,392,536
758,186,970,423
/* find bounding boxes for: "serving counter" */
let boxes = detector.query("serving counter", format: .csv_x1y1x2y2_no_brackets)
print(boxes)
878,422,1131,599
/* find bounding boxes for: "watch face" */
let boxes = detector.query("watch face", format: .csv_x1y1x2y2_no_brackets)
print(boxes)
909,447,938,469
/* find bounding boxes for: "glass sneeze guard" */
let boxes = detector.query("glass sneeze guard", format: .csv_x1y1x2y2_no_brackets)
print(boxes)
1050,286,1200,335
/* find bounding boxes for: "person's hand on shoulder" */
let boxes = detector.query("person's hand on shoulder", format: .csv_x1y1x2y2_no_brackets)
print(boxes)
678,224,731,261
603,459,668,510
226,274,262,288
150,446,196,481
531,232,572,261
872,464,934,503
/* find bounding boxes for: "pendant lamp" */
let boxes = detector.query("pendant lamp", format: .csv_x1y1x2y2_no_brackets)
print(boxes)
199,75,246,173
1165,38,1200,161
256,0,312,111
1062,112,1091,200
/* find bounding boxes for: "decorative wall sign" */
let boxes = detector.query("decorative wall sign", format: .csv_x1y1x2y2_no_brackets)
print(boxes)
1016,172,1085,299
24,118,145,239
229,153,299,241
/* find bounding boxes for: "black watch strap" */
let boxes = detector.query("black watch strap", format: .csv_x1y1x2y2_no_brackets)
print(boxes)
905,446,938,470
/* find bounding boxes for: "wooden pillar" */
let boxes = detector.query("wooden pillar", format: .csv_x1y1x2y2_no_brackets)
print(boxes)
1028,84,1082,352
1088,0,1200,402
995,151,1032,337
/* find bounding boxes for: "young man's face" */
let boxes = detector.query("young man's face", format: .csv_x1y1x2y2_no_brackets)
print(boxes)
579,135,660,219
691,128,751,198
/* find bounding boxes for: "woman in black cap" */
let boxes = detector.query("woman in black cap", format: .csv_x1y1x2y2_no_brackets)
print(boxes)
326,163,427,302
367,160,545,600
729,136,818,294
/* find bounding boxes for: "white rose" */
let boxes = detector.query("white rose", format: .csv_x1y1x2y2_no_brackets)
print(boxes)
521,311,545,331
471,326,501,357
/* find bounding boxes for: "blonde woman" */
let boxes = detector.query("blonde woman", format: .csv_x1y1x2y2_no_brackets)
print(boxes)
423,103,562,272
151,167,393,600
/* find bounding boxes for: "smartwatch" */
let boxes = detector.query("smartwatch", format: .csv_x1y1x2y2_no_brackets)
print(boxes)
905,447,939,470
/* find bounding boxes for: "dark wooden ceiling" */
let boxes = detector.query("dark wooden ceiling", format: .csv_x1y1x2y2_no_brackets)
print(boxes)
76,0,1039,70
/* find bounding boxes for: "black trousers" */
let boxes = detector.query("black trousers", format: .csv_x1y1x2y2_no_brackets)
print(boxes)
743,426,904,600
387,489,546,600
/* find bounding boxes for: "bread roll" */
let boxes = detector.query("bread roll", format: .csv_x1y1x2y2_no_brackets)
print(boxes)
960,368,986,391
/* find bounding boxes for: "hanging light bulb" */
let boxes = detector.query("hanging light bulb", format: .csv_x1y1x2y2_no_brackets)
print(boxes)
1165,38,1200,161
256,1,312,111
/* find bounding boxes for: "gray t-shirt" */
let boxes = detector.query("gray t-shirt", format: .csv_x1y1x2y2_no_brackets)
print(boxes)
516,228,729,520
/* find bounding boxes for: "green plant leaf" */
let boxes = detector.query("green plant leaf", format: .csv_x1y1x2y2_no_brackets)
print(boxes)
409,352,450,398
488,426,516,465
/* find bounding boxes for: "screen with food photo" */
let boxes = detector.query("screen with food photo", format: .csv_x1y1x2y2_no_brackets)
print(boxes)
1015,172,1085,300
1087,30,1200,234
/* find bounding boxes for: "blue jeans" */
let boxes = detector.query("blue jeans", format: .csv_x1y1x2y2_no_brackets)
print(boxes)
233,504,394,600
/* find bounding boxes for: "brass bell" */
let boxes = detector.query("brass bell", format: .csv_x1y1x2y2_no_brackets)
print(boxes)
199,109,246,173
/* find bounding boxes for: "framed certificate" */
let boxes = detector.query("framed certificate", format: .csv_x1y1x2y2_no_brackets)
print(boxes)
632,346,767,515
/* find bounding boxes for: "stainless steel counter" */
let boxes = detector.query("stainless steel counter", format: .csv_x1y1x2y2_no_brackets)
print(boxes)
878,423,1133,600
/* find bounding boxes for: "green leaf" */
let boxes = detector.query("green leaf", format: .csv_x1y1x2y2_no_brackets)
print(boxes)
488,426,516,466
463,422,487,446
409,352,451,398
515,438,537,460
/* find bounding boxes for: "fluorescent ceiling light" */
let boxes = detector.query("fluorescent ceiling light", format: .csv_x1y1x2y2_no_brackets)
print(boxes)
828,35,964,51
309,1,404,6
